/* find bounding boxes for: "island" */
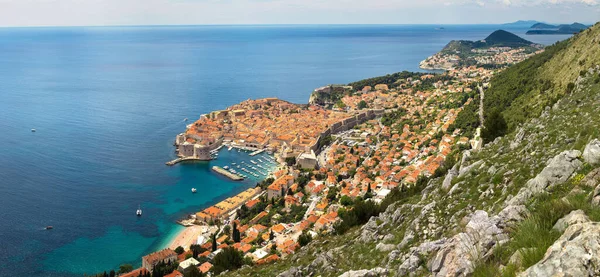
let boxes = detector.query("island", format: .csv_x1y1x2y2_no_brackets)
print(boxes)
420,30,544,70
526,22,589,35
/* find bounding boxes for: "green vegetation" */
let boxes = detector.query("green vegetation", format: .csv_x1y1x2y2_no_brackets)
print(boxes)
348,71,427,91
212,247,250,275
458,23,600,142
298,231,313,247
183,266,205,277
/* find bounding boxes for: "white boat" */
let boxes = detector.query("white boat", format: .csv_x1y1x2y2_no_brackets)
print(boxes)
228,146,233,151
192,188,197,193
31,129,36,132
184,118,188,121
223,165,229,170
136,205,142,216
250,160,257,164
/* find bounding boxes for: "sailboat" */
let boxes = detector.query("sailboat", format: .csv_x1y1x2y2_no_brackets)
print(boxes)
136,205,142,216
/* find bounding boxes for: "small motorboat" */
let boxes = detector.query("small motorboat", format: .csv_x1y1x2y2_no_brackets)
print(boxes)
191,188,197,193
136,205,142,216
31,129,36,132
223,165,229,170
45,226,53,230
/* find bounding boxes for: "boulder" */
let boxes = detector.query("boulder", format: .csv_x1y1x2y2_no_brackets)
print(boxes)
277,267,303,277
442,164,459,190
510,127,526,150
552,210,590,233
519,222,600,277
376,242,396,252
583,139,600,165
338,267,388,277
592,183,600,207
459,160,484,178
496,205,529,229
397,254,421,276
583,168,600,188
506,150,582,207
430,211,505,277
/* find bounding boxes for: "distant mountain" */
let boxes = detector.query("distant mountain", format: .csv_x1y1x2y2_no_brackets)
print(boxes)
527,22,589,34
503,20,541,27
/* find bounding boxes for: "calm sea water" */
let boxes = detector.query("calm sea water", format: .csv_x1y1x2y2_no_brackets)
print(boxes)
0,25,570,276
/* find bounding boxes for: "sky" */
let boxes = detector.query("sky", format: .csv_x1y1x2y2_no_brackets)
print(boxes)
0,0,598,27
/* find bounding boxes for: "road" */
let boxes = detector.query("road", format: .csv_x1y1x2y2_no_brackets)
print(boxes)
478,85,485,126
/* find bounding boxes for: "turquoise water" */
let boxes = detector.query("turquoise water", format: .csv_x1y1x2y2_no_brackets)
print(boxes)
0,25,570,276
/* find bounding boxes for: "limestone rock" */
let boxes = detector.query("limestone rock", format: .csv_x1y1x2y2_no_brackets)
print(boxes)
511,127,526,150
519,222,600,277
592,183,600,207
552,210,590,233
506,150,582,207
443,164,459,190
583,168,600,188
458,160,484,178
583,139,600,165
496,205,529,229
430,211,505,277
277,267,303,277
376,242,396,252
397,254,422,276
338,267,388,277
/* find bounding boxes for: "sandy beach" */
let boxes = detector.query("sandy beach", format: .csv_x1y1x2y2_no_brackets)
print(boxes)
168,225,208,250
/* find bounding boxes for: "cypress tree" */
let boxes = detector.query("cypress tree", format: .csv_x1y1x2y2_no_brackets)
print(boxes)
212,232,218,252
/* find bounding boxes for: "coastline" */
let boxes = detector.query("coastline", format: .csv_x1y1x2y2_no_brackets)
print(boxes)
163,149,280,252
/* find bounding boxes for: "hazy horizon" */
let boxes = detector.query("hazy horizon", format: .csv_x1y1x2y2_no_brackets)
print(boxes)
0,0,598,28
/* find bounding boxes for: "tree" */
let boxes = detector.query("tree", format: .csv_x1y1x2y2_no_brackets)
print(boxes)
211,232,218,252
566,82,575,93
109,270,115,277
117,264,133,274
326,187,338,201
223,225,231,236
285,157,296,166
364,185,372,199
190,244,206,258
174,246,184,255
232,222,241,243
481,109,508,143
269,230,274,240
298,231,312,247
183,265,204,277
340,195,353,206
212,247,245,275
358,100,368,109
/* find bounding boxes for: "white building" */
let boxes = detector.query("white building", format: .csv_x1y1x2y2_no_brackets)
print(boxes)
178,257,200,273
297,150,318,169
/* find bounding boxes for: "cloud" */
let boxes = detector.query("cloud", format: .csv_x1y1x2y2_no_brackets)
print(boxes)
0,0,597,26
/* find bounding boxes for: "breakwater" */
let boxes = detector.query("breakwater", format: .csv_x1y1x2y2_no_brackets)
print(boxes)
211,166,244,181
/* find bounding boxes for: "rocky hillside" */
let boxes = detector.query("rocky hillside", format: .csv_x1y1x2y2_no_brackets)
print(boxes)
224,24,600,277
453,22,600,142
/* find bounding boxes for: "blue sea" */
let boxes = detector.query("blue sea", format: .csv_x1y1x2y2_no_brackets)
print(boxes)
0,25,570,276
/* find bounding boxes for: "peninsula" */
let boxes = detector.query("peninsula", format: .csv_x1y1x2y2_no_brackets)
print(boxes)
420,30,543,70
